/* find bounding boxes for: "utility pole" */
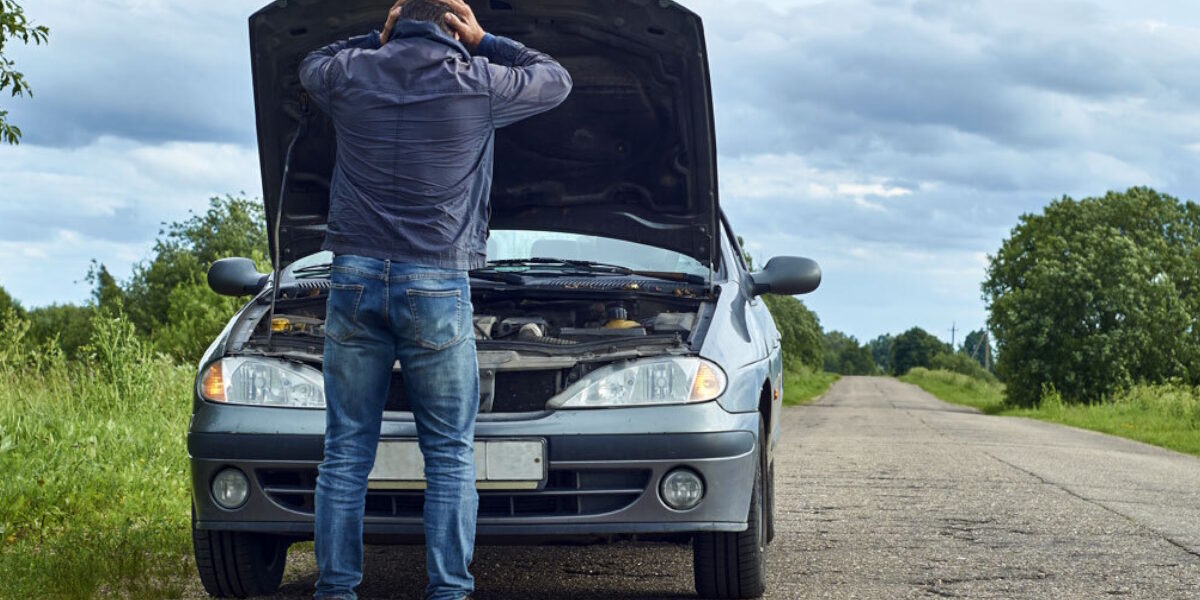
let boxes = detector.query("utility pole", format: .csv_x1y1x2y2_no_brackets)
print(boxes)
950,322,957,350
970,330,993,372
984,331,991,372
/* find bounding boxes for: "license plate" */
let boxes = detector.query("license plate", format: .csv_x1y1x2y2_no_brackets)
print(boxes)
368,439,546,490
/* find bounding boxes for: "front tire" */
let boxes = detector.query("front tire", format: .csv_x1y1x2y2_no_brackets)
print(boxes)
693,439,767,599
193,511,288,598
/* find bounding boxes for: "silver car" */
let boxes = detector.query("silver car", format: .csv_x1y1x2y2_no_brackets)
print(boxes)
189,1,821,598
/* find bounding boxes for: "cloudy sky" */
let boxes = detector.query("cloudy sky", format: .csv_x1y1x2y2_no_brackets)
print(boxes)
2,0,1200,344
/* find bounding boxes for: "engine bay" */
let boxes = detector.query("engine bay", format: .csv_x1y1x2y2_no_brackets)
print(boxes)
232,285,711,414
252,291,703,349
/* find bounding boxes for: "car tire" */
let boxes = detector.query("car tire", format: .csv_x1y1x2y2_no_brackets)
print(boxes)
192,510,288,598
692,435,767,599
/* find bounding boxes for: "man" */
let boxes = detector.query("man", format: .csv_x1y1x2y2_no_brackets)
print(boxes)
298,1,571,598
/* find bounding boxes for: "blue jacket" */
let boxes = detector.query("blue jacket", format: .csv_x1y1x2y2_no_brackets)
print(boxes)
299,21,572,271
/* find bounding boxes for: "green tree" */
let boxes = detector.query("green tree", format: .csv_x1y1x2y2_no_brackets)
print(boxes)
123,195,269,362
763,294,823,371
823,331,877,375
930,352,995,382
983,188,1200,406
26,303,94,359
87,262,127,315
868,334,894,374
890,327,951,375
1,0,49,144
0,284,24,328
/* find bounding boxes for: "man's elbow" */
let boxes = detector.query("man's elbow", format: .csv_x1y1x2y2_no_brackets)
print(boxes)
298,55,325,93
548,65,573,107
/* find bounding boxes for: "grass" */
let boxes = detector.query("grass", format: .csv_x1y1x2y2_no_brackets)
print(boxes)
900,368,1006,414
782,366,840,407
0,315,195,599
901,368,1200,458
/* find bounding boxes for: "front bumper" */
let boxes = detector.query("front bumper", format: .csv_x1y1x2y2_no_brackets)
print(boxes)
190,401,759,540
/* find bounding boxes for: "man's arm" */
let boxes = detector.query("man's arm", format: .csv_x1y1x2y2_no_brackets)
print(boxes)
444,0,572,128
298,32,382,111
477,34,573,128
301,2,405,110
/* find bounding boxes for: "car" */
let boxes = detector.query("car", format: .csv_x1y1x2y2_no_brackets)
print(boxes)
189,1,821,598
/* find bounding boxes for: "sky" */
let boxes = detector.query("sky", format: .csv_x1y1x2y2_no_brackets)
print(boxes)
2,0,1200,344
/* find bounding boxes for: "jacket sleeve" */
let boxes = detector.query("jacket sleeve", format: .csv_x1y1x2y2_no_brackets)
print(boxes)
299,32,382,112
478,34,573,129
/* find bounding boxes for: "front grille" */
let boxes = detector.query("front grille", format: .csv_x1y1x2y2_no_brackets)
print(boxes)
258,468,649,519
385,370,560,414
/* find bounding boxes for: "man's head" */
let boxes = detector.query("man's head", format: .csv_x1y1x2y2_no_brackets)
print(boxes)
397,0,455,37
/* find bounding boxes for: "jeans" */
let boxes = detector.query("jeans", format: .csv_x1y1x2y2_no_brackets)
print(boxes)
315,255,479,600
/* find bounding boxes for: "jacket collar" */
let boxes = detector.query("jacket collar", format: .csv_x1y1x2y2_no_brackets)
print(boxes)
386,20,470,58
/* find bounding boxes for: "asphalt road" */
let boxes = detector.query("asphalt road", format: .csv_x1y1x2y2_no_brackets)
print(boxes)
196,376,1200,599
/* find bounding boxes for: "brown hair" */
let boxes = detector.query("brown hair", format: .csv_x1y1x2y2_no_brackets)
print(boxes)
398,0,455,36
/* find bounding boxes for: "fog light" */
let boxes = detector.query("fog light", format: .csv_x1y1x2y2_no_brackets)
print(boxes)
660,468,704,510
212,468,250,510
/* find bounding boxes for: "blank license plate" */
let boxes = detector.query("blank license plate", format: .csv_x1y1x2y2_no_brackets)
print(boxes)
369,439,546,490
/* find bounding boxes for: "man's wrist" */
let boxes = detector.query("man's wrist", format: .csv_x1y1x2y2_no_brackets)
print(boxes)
353,31,383,50
474,33,496,55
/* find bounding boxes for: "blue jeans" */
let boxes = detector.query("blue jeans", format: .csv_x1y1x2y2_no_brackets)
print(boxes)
315,255,479,600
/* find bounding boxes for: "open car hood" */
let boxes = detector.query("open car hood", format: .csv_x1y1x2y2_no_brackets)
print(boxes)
250,0,719,269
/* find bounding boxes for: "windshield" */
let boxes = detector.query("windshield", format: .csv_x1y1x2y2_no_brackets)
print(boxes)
283,232,709,279
486,231,709,276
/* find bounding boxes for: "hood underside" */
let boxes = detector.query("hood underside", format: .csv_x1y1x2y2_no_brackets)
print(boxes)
250,0,719,269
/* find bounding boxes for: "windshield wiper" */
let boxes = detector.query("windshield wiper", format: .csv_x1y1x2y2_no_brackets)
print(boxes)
291,264,332,279
469,271,526,285
480,259,708,285
481,258,634,275
628,271,709,285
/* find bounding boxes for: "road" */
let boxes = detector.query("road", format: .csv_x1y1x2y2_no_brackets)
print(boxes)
200,376,1200,599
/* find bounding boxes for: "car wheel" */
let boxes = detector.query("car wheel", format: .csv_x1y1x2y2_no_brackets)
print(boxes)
192,509,288,598
693,435,767,599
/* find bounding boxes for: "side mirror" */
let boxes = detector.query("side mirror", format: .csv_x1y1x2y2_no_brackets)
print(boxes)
208,258,269,297
750,256,822,297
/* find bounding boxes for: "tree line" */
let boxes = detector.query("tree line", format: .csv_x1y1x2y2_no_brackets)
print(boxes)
758,187,1200,410
741,240,994,381
0,196,268,363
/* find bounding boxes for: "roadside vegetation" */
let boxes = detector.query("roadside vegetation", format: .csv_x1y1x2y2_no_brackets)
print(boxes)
900,368,1005,414
0,197,262,598
782,367,840,406
903,368,1200,458
984,188,1199,407
893,189,1200,458
0,313,194,598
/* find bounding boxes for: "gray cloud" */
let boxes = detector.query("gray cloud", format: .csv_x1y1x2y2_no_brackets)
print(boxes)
4,1,255,147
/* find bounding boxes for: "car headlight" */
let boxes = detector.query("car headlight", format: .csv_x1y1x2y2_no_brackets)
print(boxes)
199,357,325,409
547,357,726,409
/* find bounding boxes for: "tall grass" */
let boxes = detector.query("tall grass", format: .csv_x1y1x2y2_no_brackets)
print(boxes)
0,313,194,599
1010,384,1200,456
902,367,1200,458
782,364,840,407
900,368,1006,414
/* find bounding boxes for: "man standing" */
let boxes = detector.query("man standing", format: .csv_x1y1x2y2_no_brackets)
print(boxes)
298,1,571,598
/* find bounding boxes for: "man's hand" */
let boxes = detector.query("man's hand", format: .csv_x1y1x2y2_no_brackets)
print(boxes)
443,0,487,50
380,0,406,45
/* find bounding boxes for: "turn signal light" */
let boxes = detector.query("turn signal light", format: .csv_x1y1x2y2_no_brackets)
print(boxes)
690,362,725,402
201,363,226,402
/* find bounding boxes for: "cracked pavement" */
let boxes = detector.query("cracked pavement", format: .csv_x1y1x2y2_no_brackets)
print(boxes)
188,376,1200,599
